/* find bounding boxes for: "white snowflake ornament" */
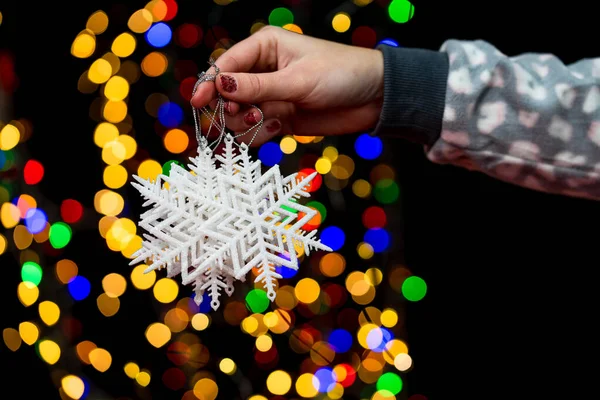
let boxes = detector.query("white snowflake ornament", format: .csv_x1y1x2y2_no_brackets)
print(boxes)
130,133,332,310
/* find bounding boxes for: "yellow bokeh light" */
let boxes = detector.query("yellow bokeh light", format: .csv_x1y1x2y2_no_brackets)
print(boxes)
94,122,119,147
0,234,6,255
294,135,314,144
87,10,109,34
141,52,168,77
164,307,189,332
131,264,156,290
283,23,303,34
103,164,128,189
18,321,39,345
97,293,120,317
62,375,85,400
103,100,128,123
0,123,20,150
104,76,129,101
193,378,219,400
94,189,125,216
76,340,97,364
332,12,351,33
124,362,140,379
279,136,297,154
128,9,153,33
112,32,137,58
117,134,137,159
71,32,96,59
88,58,112,84
163,129,189,153
266,370,292,395
121,234,142,258
255,334,273,352
17,281,39,307
219,358,236,375
357,242,374,259
102,272,127,297
38,301,60,326
102,140,126,165
296,373,318,398
315,157,332,174
13,224,32,250
394,352,412,371
153,278,179,303
102,52,121,75
89,348,112,372
56,259,79,284
382,339,409,365
294,278,320,304
3,328,21,352
323,146,339,162
0,202,21,229
145,322,171,348
353,179,372,198
136,370,151,387
191,313,210,331
137,159,162,181
380,308,398,327
39,340,61,365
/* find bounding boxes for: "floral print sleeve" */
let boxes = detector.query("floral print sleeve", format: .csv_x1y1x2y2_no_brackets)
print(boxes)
428,40,600,200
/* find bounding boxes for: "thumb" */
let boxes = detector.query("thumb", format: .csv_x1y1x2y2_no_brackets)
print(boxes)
215,71,300,104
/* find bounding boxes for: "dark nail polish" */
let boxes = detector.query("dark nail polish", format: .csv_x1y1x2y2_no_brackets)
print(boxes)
220,75,237,92
244,111,258,125
266,119,281,133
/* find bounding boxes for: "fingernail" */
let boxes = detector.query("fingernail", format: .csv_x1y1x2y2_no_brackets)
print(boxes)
224,101,232,115
220,75,237,92
244,111,258,125
266,119,281,133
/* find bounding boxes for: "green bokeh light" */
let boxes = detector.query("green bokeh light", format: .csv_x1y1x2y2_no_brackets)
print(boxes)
376,372,403,395
245,289,270,313
21,261,43,286
402,276,427,301
307,200,327,222
162,160,184,176
374,179,400,204
269,7,294,27
388,0,415,24
49,222,72,249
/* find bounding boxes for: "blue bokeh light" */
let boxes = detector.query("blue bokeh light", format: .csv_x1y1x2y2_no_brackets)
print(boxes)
0,151,6,169
198,292,212,313
364,228,390,253
258,142,283,167
314,367,336,393
158,102,184,128
320,226,345,251
24,208,47,234
145,22,172,48
275,253,298,278
68,276,91,301
378,38,400,47
328,328,353,353
355,133,383,160
368,327,394,352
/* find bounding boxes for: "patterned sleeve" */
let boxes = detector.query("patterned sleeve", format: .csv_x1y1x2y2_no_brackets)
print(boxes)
428,40,600,200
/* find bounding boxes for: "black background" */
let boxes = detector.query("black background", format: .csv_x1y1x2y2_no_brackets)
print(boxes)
1,0,599,398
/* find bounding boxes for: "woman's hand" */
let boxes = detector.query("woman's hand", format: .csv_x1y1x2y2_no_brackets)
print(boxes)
191,25,384,145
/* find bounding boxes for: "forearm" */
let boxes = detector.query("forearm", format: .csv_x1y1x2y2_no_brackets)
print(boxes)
374,40,600,200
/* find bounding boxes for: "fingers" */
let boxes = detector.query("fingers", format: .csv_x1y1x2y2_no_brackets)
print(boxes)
226,101,292,146
191,26,280,109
